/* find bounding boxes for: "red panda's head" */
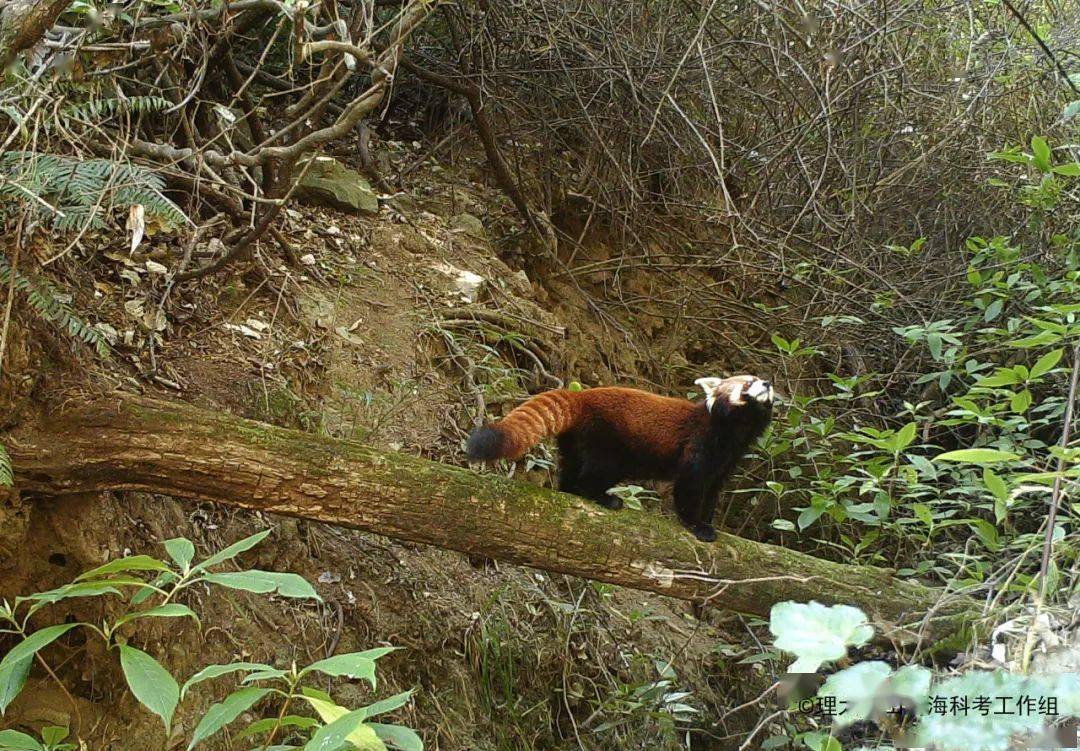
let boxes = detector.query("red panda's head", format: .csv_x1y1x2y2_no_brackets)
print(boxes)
694,375,774,415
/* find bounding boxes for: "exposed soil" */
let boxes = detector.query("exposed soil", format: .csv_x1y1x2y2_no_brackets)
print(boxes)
1,139,777,749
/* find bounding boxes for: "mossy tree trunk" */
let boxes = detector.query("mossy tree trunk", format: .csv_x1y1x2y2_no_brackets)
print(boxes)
7,395,979,647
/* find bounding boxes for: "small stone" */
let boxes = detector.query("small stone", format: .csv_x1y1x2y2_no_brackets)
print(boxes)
294,155,379,214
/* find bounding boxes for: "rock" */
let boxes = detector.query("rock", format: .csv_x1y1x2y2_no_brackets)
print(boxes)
449,213,486,238
432,261,485,302
294,156,379,214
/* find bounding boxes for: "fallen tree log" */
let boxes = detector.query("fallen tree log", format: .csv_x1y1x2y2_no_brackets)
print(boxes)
7,394,980,647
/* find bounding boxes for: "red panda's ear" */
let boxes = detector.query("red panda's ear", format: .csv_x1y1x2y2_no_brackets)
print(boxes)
694,377,723,398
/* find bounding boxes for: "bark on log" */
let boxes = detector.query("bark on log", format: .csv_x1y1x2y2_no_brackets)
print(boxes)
6,395,979,647
0,0,69,69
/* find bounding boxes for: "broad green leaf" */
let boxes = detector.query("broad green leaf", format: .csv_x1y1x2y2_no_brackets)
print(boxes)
39,727,68,745
303,709,385,751
1031,136,1052,172
181,662,270,699
927,333,943,361
369,724,423,751
969,519,1000,550
76,556,170,581
1010,389,1032,414
113,604,199,628
235,715,318,741
202,570,320,600
22,580,128,605
983,469,1009,525
358,690,414,720
817,661,892,727
891,422,918,452
797,506,824,531
164,539,196,571
131,571,178,606
975,370,1020,388
769,602,873,673
188,686,272,750
0,624,81,678
1010,330,1061,348
0,729,43,750
1052,162,1080,176
800,731,841,751
887,664,932,713
190,529,271,573
982,468,1008,500
241,668,289,683
301,648,397,687
1065,100,1080,121
0,655,31,715
118,644,179,733
912,503,934,529
302,695,349,724
934,449,1020,464
1029,348,1063,378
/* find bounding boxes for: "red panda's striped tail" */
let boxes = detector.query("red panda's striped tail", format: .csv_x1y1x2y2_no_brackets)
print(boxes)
466,390,580,461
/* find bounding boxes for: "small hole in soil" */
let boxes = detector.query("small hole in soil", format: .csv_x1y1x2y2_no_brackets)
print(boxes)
48,552,68,567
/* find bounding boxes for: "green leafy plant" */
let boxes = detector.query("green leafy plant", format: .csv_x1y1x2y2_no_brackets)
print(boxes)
0,254,110,358
0,151,187,233
769,601,873,673
767,602,1080,751
0,530,423,750
607,484,662,511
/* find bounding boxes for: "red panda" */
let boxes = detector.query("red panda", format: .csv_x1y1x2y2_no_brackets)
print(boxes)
466,375,774,541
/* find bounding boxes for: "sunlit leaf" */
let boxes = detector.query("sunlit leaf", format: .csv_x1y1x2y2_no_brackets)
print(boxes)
190,529,271,574
934,449,1020,464
114,604,198,628
76,556,170,581
201,570,320,600
181,662,270,699
164,538,196,570
817,661,892,727
0,729,43,750
188,687,272,750
0,624,81,679
1029,348,1063,378
118,644,179,733
369,723,423,751
0,654,31,715
769,602,873,673
1030,136,1052,172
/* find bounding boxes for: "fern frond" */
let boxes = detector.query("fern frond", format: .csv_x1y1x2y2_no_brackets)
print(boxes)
0,150,188,233
0,254,110,358
61,96,171,123
0,442,11,487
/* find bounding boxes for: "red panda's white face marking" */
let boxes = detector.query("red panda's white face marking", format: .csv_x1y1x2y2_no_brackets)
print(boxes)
695,375,773,412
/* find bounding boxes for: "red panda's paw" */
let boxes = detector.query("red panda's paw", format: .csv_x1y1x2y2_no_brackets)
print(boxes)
688,523,717,542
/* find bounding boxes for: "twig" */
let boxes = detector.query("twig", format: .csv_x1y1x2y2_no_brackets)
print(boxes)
1001,0,1080,96
1037,343,1080,599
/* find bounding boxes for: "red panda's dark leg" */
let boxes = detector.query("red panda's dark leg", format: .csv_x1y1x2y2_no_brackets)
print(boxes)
556,435,584,496
674,459,715,542
576,472,623,509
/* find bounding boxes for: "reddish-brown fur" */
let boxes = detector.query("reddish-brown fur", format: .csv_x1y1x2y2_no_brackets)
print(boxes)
488,387,702,461
466,378,774,541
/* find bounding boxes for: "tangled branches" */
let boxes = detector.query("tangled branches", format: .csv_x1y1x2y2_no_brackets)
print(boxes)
402,0,1078,391
1,0,436,279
